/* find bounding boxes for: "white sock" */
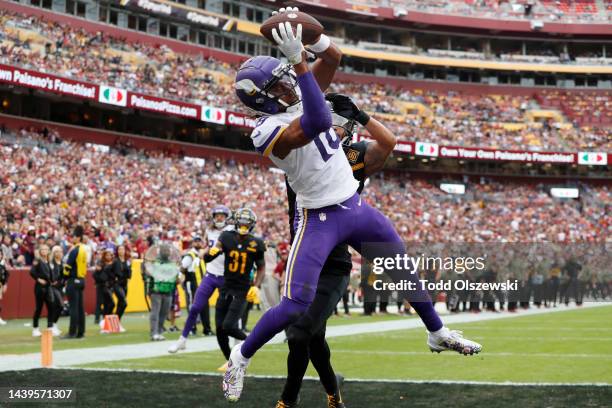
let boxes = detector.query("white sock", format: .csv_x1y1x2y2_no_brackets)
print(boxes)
431,326,448,337
233,344,249,363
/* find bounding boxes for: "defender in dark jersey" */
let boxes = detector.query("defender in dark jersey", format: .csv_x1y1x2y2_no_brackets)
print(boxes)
277,94,397,408
205,208,266,360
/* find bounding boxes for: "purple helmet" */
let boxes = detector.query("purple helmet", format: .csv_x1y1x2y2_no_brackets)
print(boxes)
235,56,299,115
211,205,231,229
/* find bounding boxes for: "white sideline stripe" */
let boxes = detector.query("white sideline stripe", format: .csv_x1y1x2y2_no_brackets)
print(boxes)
263,348,612,359
0,302,609,373
58,367,612,387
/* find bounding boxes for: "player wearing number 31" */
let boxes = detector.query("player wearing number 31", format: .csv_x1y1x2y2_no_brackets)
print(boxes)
203,208,266,364
229,7,482,402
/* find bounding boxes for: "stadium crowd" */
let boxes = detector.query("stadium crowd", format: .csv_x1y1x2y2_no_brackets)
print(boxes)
1,126,609,269
1,9,611,152
0,126,609,328
355,0,609,22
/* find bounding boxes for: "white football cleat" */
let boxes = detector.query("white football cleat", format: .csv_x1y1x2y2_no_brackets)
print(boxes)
51,324,61,337
223,342,250,402
119,325,127,333
0,317,7,325
428,327,482,355
32,327,42,337
168,336,187,354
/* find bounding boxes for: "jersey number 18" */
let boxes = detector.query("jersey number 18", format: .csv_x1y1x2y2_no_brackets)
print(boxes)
313,129,341,162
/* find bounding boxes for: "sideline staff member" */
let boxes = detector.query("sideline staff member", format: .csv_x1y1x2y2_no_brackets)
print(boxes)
63,226,88,339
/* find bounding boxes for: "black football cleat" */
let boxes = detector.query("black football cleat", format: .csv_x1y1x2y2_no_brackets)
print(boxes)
327,393,346,408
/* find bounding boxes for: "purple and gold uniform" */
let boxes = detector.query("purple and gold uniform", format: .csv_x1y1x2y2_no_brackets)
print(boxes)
237,57,442,359
233,57,443,362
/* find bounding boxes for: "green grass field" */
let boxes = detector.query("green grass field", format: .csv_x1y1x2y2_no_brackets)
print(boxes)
1,306,610,407
0,309,407,355
79,306,612,384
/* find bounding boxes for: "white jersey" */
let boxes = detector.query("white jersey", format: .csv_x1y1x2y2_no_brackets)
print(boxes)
251,109,358,209
205,225,233,276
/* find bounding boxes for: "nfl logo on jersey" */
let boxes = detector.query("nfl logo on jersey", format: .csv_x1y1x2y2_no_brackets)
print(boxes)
319,213,327,222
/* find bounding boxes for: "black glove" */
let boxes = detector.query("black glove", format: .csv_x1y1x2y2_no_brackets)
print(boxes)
325,93,370,126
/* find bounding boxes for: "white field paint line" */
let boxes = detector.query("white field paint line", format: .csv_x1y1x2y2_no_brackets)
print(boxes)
261,348,612,359
58,367,612,387
0,302,609,372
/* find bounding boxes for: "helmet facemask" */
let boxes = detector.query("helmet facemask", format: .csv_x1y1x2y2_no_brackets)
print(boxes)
234,208,257,236
331,112,358,147
235,63,300,116
213,213,228,229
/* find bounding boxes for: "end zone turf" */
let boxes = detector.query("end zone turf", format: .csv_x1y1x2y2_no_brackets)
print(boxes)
0,369,610,408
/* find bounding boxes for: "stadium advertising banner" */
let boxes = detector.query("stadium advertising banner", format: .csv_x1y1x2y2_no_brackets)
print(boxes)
0,64,97,100
358,135,414,154
113,0,229,29
415,142,439,157
201,106,226,124
99,85,128,107
578,152,608,166
438,145,576,164
226,111,258,128
128,92,200,119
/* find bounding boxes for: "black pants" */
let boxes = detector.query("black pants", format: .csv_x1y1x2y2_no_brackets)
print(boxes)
533,283,544,306
94,285,103,323
547,277,560,306
282,273,349,403
96,285,115,318
564,279,578,305
66,279,85,337
215,288,248,359
241,301,254,331
51,287,63,324
33,285,55,328
113,285,128,319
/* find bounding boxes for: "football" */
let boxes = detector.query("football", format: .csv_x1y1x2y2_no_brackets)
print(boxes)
260,11,324,45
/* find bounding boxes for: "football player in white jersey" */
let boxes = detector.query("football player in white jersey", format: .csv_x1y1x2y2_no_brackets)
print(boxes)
225,7,482,402
168,205,232,353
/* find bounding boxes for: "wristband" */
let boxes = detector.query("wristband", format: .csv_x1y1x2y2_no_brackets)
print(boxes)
355,110,370,127
308,34,331,54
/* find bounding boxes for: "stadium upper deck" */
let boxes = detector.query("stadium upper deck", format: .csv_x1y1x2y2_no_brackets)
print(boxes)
295,0,611,23
1,6,610,154
6,0,612,74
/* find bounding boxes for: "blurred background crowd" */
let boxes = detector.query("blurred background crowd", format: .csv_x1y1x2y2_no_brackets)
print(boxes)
1,9,610,152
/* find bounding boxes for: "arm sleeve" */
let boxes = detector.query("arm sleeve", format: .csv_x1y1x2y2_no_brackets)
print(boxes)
254,240,266,268
203,252,220,263
255,254,265,268
297,71,332,140
30,263,39,280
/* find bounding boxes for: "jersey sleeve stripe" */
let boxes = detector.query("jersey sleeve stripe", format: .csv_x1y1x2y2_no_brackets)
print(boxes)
257,126,287,157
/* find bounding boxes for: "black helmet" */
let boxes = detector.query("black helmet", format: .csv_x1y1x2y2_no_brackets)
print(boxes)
234,208,257,235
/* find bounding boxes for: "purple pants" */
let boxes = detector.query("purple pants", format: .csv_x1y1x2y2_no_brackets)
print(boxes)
181,273,224,338
241,193,442,358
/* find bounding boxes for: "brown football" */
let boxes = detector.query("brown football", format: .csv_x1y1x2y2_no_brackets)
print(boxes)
260,11,324,45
